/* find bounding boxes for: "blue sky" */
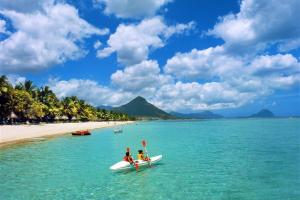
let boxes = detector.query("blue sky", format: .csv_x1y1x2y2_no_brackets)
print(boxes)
0,0,299,116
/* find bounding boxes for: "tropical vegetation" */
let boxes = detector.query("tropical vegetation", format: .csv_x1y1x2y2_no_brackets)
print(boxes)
0,75,134,124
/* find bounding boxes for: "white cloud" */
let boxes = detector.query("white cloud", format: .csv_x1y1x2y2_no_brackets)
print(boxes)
93,40,102,49
95,0,172,19
97,17,195,65
48,78,133,106
164,46,244,80
265,75,300,90
153,81,259,112
111,60,172,92
278,38,300,52
0,3,109,72
6,74,26,86
0,19,8,34
163,45,300,110
249,54,300,76
209,0,300,52
165,46,300,83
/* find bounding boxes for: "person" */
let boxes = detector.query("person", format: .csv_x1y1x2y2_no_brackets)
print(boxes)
137,150,149,161
123,152,134,163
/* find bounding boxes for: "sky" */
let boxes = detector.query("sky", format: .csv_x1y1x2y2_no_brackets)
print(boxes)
0,0,299,116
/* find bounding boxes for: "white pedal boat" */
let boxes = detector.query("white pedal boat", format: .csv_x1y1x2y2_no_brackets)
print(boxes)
110,155,162,172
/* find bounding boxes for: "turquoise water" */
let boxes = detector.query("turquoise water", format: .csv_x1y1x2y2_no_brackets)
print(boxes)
1,119,300,200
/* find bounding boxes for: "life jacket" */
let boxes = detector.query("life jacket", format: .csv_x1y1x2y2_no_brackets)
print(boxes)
137,153,144,160
123,156,133,162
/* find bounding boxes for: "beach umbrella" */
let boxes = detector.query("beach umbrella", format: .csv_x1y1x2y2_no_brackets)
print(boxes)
61,116,68,120
9,111,17,119
8,111,18,124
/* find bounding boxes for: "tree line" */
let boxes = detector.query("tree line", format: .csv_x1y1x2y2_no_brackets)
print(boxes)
0,75,134,124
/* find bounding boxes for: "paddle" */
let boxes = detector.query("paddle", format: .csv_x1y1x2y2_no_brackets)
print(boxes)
126,147,139,171
142,140,151,166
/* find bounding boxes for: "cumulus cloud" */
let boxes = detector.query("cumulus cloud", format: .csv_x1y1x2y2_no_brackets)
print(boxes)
164,46,244,80
0,3,109,72
165,46,299,81
248,54,300,76
153,81,259,112
164,45,300,110
111,60,172,92
95,0,172,19
97,17,195,65
48,78,133,106
209,0,300,52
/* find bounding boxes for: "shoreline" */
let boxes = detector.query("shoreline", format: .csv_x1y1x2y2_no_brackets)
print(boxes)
0,121,134,147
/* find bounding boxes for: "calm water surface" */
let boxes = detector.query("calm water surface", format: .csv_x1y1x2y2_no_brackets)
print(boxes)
1,119,299,200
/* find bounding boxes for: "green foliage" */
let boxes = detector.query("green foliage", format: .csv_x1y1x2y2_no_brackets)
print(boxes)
0,75,132,123
0,75,14,119
38,86,62,121
27,101,45,119
11,89,34,119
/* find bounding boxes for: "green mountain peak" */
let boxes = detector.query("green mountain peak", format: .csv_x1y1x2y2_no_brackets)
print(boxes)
114,96,172,119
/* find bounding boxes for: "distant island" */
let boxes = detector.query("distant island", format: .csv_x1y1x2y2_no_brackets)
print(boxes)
170,111,223,119
249,109,275,118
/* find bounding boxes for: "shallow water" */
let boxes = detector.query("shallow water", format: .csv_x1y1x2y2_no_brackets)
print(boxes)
1,119,300,200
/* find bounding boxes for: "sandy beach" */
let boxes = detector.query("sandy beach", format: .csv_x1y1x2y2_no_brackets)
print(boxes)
0,121,133,146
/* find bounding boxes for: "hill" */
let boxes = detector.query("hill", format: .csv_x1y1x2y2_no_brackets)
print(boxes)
249,109,275,118
113,96,173,119
170,111,223,119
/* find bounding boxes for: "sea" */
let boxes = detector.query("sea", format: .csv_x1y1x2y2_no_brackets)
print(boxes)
0,118,299,200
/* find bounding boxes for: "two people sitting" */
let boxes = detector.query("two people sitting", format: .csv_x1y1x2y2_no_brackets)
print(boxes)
123,149,149,163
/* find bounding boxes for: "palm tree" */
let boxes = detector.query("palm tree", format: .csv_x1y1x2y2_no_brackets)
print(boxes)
15,80,35,91
62,96,80,121
38,86,62,121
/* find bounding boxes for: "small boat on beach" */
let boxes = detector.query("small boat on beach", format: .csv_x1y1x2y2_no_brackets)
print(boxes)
72,130,91,136
110,155,162,172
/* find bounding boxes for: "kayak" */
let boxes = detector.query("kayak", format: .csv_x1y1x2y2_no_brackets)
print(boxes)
110,155,162,172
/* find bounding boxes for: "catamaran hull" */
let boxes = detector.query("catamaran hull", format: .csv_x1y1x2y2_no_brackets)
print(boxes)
110,155,162,172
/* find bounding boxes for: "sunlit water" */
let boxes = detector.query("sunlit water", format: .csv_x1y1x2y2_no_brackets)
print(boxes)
1,119,299,200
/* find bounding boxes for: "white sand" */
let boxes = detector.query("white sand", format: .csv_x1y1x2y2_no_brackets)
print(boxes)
0,121,133,145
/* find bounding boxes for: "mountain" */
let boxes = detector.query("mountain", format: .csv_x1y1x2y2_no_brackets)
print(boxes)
113,96,173,119
249,109,275,118
170,111,223,119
